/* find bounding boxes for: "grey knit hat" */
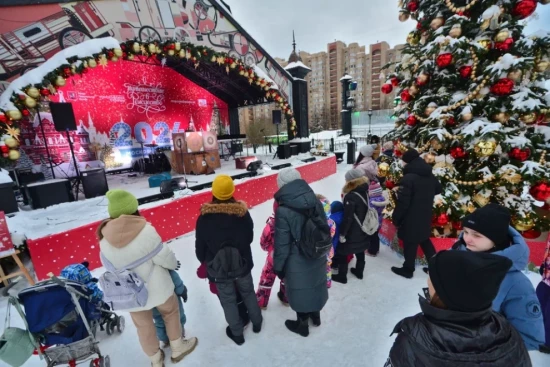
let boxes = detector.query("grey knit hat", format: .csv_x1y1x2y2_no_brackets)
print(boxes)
360,144,377,157
277,168,302,189
345,168,364,182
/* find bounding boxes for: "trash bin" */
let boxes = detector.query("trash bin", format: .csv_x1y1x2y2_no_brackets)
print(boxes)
0,182,18,214
347,140,356,165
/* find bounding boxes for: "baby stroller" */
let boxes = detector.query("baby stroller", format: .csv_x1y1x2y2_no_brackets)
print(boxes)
4,275,123,367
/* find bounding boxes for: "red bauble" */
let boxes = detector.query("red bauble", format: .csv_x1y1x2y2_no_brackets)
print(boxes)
394,149,403,157
435,213,449,226
381,83,393,94
450,146,467,159
405,115,417,126
40,89,50,96
416,22,423,30
390,77,400,87
416,74,429,86
18,94,26,100
529,182,550,202
169,44,175,50
385,180,396,190
508,147,531,161
494,38,514,51
436,53,453,68
401,89,413,102
512,0,537,19
490,78,515,96
22,109,29,116
0,114,6,122
521,229,541,239
407,0,419,12
459,65,472,78
0,145,8,154
446,117,456,127
452,221,463,231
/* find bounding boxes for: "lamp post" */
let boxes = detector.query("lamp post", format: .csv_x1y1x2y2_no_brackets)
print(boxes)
367,108,373,142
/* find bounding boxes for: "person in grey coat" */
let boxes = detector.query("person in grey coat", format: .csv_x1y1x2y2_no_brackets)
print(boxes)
273,168,329,337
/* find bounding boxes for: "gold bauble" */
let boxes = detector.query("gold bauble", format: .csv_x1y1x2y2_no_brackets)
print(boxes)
175,42,181,51
26,87,40,99
512,216,535,232
148,43,156,54
430,139,443,150
462,112,473,121
495,29,510,42
420,31,429,45
168,49,175,56
8,149,20,161
536,59,549,73
467,202,476,213
7,110,22,120
507,69,523,82
430,17,444,30
501,171,522,184
24,97,36,109
493,111,510,123
452,192,460,200
417,73,429,84
407,32,420,45
132,42,140,53
399,10,410,22
409,85,419,95
449,25,462,38
425,104,437,116
113,48,123,57
478,39,492,50
55,76,66,87
475,140,497,156
519,112,537,124
424,153,436,164
378,162,390,177
127,54,134,61
4,137,18,148
473,192,490,207
111,56,118,62
179,49,185,58
88,59,97,68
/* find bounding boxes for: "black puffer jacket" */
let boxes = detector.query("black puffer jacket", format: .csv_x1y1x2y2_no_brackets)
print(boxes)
392,157,441,244
385,297,531,367
273,179,328,313
337,176,371,255
195,200,254,279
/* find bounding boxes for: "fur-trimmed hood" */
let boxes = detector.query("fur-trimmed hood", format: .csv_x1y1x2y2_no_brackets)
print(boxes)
342,176,370,195
200,200,248,217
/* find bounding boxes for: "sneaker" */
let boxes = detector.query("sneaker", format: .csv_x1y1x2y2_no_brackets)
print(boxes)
226,327,245,345
391,266,413,279
170,337,198,363
149,349,165,367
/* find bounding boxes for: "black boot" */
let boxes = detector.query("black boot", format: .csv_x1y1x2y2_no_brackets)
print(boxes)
350,261,365,280
285,313,309,337
309,311,321,327
540,344,550,354
226,326,245,345
332,262,348,284
422,267,429,275
391,266,413,279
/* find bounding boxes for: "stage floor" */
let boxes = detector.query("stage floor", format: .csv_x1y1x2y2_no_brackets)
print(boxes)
6,152,329,246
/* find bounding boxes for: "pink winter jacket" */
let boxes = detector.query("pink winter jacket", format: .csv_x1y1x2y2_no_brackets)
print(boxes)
354,157,378,182
260,201,278,253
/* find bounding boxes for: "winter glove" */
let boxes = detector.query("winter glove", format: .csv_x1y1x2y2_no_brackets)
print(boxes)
275,270,285,280
175,260,181,271
339,235,347,243
179,285,188,303
90,278,99,283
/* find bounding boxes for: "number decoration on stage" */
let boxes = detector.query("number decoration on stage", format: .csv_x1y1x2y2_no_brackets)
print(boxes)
383,0,550,236
0,38,298,167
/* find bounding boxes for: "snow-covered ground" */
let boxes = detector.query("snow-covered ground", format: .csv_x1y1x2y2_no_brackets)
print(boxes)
2,164,549,366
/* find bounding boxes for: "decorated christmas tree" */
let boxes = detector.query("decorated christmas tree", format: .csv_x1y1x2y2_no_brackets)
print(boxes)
100,143,121,170
209,101,220,135
381,0,550,238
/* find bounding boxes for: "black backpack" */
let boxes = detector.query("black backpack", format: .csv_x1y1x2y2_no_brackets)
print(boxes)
207,242,248,283
286,206,332,260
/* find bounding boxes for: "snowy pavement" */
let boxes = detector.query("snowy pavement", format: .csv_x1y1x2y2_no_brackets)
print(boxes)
2,165,549,366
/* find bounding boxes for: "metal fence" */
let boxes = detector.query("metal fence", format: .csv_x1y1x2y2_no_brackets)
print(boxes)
352,109,395,139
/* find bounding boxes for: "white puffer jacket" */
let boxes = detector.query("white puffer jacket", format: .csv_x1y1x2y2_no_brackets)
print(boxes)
98,215,176,312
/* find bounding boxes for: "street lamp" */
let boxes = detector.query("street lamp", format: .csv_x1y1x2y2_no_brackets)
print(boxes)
368,108,373,141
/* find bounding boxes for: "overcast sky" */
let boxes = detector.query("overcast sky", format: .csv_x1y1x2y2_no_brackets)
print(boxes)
224,0,550,59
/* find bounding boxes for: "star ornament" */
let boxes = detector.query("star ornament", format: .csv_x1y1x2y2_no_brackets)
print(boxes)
99,55,108,68
7,126,20,141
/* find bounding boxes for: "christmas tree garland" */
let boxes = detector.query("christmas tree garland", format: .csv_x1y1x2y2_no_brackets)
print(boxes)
0,40,297,166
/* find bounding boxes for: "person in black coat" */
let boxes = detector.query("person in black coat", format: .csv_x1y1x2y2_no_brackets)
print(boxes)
332,169,371,284
195,175,262,345
385,250,531,367
391,149,441,278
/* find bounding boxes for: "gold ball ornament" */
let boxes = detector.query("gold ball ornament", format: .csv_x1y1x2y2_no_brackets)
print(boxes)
179,50,185,58
55,76,66,87
26,87,40,99
467,202,476,213
449,24,462,38
493,111,510,123
452,192,460,200
88,59,97,68
409,85,419,95
127,54,134,61
378,162,390,177
417,73,429,84
478,39,492,50
132,42,140,53
425,103,437,116
495,29,510,42
4,137,18,148
462,112,473,121
475,140,497,156
473,192,490,207
8,149,20,161
148,43,156,54
536,59,549,73
424,153,436,164
24,97,37,109
175,42,181,51
501,171,522,184
407,32,420,45
512,216,535,232
430,16,444,30
168,49,175,56
507,69,523,82
399,10,410,22
520,112,537,124
113,48,123,57
7,110,22,120
430,139,443,150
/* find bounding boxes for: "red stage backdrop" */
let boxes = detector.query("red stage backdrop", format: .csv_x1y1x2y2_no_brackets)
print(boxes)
20,60,229,171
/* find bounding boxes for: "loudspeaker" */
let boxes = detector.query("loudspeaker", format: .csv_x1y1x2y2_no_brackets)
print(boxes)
0,182,18,214
160,177,188,194
272,110,281,125
26,179,73,209
81,168,108,199
49,102,77,131
277,144,291,159
246,160,263,172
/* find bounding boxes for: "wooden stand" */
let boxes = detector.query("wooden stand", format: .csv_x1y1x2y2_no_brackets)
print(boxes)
0,250,35,286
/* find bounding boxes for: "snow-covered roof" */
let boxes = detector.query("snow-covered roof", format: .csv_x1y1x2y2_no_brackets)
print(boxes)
252,65,279,90
339,75,353,81
284,61,311,71
0,37,121,111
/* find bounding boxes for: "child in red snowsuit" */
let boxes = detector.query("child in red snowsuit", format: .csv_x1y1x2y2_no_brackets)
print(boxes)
256,201,288,309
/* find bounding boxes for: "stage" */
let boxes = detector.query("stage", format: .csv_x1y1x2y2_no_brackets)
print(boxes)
7,155,336,280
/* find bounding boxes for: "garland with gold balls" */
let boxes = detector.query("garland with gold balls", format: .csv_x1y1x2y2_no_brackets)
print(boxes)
0,40,298,164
